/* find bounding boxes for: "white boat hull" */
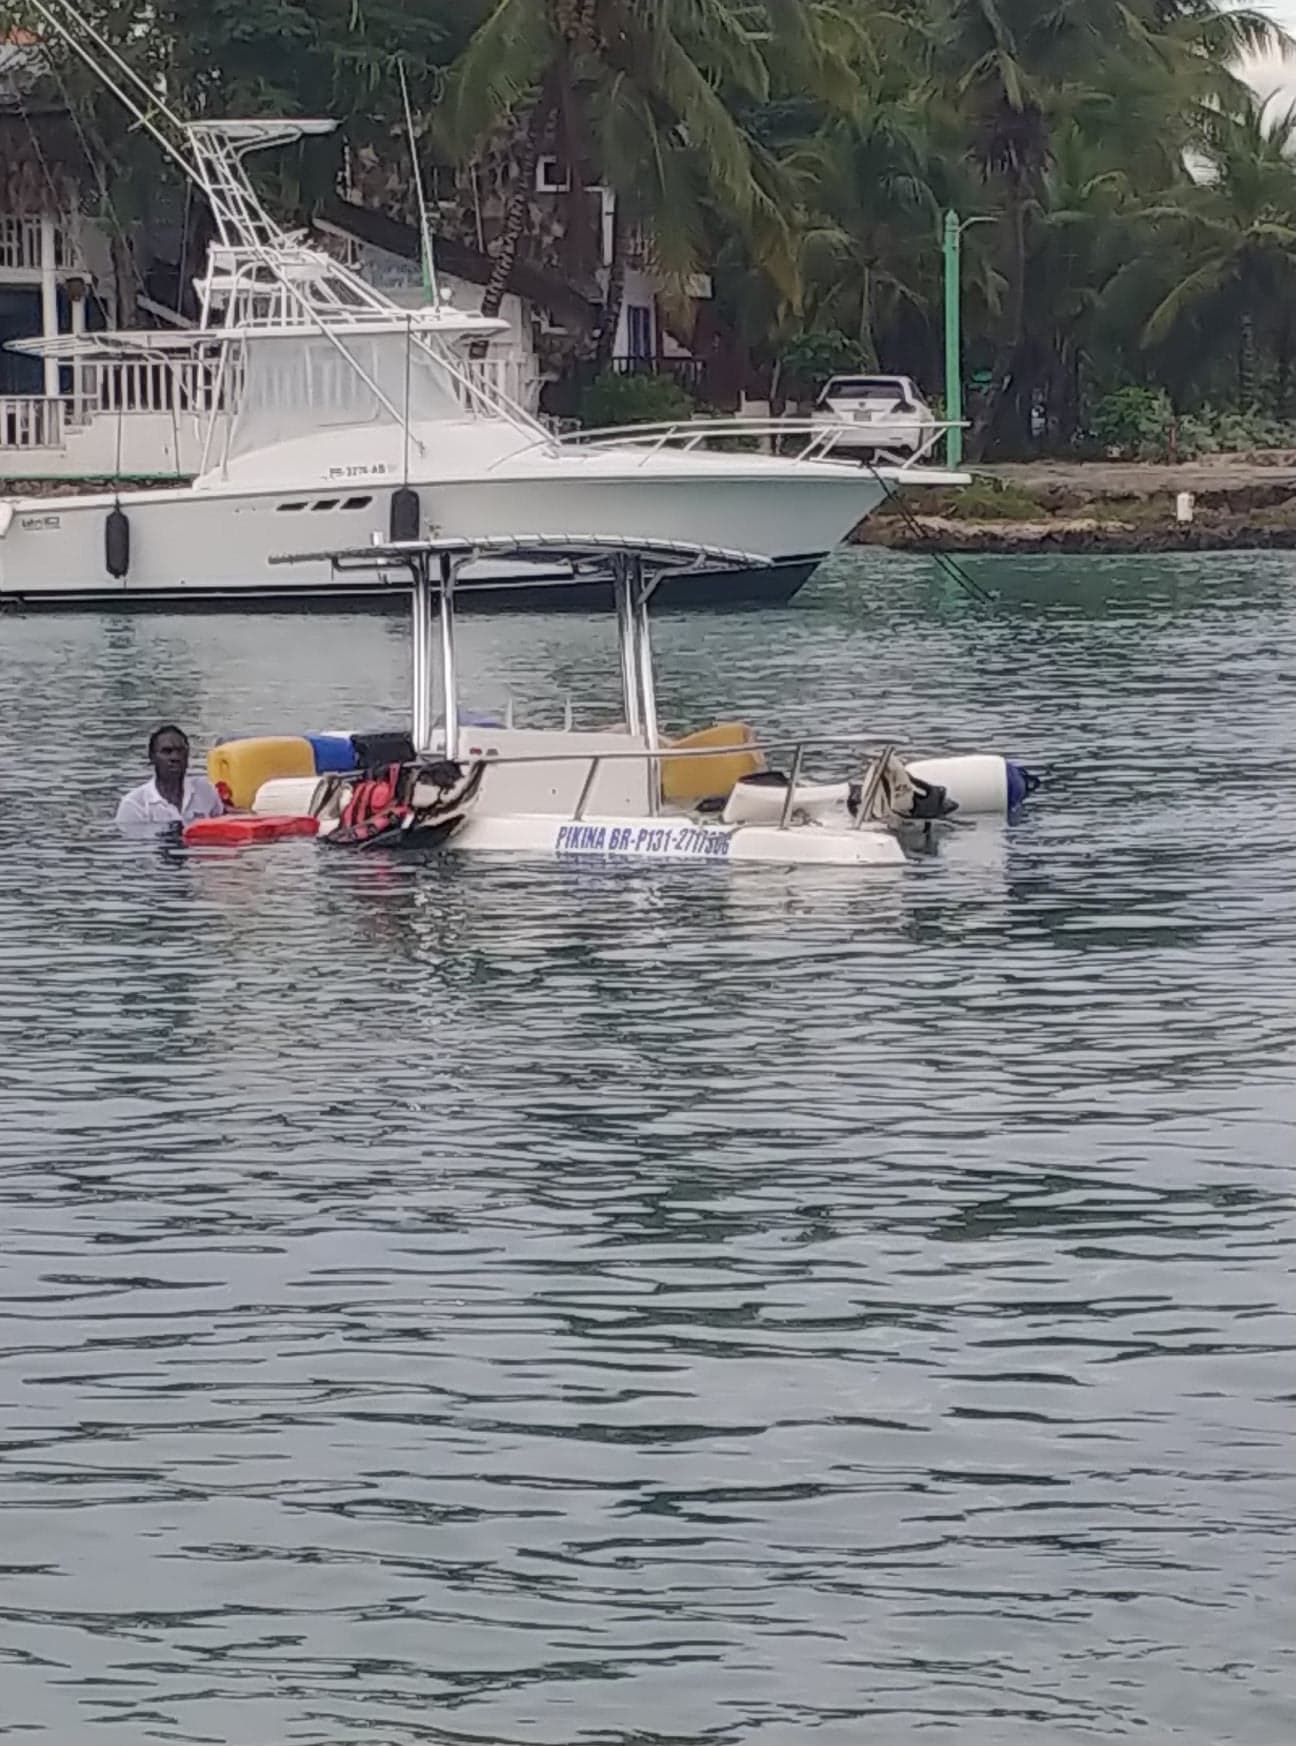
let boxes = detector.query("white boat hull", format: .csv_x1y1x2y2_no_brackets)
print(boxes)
453,813,906,867
0,464,888,603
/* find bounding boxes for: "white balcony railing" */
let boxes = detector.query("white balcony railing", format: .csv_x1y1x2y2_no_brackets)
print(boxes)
0,215,73,272
455,356,540,416
0,216,43,272
0,394,64,450
75,356,238,418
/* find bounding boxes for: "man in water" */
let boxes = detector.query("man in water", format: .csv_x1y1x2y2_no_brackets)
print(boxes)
115,725,226,830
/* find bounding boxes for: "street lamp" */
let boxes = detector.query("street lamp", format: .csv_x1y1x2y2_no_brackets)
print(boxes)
942,210,992,469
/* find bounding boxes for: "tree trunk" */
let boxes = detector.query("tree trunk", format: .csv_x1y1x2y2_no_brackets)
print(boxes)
1238,310,1257,409
109,226,138,330
1277,318,1292,420
857,267,879,371
470,88,555,359
769,357,786,418
594,198,627,371
974,191,1027,460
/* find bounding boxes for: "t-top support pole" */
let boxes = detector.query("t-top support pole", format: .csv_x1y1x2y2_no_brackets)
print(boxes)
410,552,434,753
612,555,643,738
439,549,459,763
630,556,661,816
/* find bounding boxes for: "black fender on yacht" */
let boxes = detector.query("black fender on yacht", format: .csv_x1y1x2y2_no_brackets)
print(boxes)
389,486,421,543
105,507,130,579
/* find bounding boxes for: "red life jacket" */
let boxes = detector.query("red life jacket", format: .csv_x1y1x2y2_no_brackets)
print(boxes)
335,763,412,844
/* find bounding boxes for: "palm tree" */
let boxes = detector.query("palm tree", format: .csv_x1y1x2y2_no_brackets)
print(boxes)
782,8,950,371
1142,95,1296,407
1021,123,1138,443
444,1,776,355
931,0,1152,450
929,0,1289,450
444,1,863,363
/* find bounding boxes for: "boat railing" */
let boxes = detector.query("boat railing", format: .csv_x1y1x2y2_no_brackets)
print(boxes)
513,415,961,470
458,732,906,829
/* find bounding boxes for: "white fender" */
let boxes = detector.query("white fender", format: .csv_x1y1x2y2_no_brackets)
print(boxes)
907,754,1008,816
252,775,323,815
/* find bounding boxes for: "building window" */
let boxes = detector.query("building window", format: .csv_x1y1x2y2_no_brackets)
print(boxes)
535,156,571,193
626,304,653,361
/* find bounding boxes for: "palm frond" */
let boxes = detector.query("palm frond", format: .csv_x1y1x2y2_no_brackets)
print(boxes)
440,0,551,154
1142,254,1231,344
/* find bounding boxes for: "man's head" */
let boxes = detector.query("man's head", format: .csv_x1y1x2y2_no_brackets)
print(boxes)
148,724,189,785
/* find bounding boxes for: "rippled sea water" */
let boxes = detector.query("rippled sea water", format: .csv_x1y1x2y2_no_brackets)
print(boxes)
0,550,1294,1745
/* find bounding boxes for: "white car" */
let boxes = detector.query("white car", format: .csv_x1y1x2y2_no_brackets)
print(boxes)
811,375,937,461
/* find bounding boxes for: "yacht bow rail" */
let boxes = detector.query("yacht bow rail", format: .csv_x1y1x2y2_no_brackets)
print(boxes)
534,416,961,469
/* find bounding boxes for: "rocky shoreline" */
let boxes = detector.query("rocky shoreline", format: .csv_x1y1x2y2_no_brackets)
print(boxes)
856,516,1296,553
855,454,1296,553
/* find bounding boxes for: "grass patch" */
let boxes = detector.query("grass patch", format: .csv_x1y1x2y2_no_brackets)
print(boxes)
943,476,1050,520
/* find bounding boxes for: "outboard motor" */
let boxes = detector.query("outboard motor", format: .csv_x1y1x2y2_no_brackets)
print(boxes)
847,769,956,824
105,506,130,579
389,486,421,543
904,775,959,820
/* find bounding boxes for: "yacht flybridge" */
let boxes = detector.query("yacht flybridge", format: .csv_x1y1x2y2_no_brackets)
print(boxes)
0,4,966,611
178,535,1035,868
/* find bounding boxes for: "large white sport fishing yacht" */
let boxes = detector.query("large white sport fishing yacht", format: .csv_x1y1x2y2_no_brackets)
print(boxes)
0,6,966,612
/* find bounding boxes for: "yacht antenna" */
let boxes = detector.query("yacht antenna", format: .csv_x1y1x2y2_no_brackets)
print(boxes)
398,59,439,306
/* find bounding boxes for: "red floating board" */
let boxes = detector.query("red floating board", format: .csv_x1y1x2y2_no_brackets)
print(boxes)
183,813,318,847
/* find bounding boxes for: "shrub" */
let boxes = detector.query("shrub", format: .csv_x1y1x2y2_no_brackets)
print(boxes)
1207,405,1296,452
1087,392,1296,460
779,329,865,398
1172,412,1219,460
578,370,695,429
1090,386,1173,459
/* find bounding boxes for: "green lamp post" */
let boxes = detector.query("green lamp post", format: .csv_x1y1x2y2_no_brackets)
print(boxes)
942,210,991,469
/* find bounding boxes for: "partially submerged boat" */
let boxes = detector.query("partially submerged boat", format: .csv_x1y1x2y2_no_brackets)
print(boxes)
186,534,1036,871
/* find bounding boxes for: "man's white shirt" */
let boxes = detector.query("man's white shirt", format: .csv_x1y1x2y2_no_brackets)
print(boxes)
115,776,225,830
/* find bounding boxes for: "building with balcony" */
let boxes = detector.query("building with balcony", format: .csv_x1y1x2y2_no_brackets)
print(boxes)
0,52,752,481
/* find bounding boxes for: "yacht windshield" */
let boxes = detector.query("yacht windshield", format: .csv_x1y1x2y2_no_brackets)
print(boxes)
226,328,464,460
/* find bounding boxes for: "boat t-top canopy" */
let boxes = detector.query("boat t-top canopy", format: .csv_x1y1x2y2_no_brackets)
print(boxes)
8,307,504,361
270,534,772,760
270,533,771,590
